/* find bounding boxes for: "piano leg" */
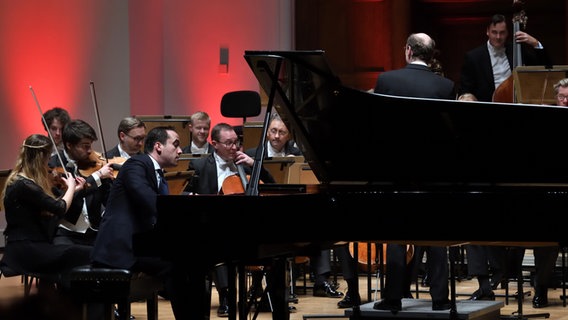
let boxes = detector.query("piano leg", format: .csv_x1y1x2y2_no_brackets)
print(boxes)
449,249,458,320
267,257,290,320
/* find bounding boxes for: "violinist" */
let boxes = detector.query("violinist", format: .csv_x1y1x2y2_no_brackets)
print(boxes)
105,116,146,159
0,134,106,319
185,122,274,317
48,119,115,246
41,107,71,156
459,13,551,102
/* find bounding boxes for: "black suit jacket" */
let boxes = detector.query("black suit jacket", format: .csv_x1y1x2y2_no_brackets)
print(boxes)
48,152,111,230
91,154,162,269
374,63,455,100
459,42,551,102
105,145,142,159
186,152,275,194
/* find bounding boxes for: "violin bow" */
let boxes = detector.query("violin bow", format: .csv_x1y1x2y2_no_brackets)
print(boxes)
89,81,109,163
29,85,68,175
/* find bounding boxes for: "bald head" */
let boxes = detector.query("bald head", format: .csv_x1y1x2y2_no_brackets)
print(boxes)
406,32,435,63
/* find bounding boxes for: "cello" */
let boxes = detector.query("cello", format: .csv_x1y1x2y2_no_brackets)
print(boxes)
348,242,414,273
492,0,527,103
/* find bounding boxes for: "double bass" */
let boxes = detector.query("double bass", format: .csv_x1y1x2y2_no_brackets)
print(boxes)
492,0,527,103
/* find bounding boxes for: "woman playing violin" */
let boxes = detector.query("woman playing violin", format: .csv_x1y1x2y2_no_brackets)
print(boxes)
48,119,115,246
1,134,91,300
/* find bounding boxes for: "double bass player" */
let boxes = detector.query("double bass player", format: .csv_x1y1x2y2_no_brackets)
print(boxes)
459,13,551,102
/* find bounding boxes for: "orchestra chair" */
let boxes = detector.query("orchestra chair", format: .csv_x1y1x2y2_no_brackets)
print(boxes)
69,265,163,320
0,260,61,296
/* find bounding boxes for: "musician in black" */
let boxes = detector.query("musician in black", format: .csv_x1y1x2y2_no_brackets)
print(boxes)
185,122,274,317
245,112,359,308
373,32,455,312
91,126,195,319
48,119,114,246
459,13,550,102
105,116,146,159
42,106,71,157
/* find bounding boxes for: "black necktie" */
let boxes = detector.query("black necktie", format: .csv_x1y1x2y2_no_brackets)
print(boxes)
157,169,169,195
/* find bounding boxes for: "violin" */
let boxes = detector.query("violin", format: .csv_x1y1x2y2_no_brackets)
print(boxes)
77,151,126,178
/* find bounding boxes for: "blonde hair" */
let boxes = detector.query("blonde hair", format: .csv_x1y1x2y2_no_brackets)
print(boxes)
553,78,568,95
1,134,55,202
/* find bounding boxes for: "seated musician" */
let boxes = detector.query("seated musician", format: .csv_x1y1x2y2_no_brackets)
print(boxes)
48,119,115,247
41,107,71,157
184,122,274,317
245,112,361,309
105,116,146,159
181,111,214,154
91,126,195,319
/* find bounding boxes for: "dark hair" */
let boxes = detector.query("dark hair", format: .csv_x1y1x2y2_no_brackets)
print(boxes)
210,123,234,142
42,107,71,131
144,125,175,153
62,119,97,146
489,14,506,27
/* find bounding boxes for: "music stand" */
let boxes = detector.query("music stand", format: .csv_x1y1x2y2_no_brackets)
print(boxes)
163,170,194,195
513,66,568,105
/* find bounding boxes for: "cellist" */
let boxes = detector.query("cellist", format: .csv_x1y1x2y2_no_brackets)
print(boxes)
184,122,275,317
459,13,551,102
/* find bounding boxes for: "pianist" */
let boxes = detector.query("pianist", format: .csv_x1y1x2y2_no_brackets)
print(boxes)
91,126,195,319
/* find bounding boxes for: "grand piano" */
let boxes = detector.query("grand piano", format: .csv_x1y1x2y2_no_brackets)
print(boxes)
156,50,568,320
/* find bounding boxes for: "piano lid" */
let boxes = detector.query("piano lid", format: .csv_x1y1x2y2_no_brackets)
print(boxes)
244,50,568,186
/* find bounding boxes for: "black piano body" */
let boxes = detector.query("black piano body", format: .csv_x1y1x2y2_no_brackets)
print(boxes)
156,51,568,319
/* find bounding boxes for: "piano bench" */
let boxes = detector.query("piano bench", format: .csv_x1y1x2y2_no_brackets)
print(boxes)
69,265,163,320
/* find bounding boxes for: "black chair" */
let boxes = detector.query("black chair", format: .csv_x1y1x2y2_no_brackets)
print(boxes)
69,265,162,320
220,90,262,146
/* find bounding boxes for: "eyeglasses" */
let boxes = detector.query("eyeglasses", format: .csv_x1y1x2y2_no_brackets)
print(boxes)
125,133,146,143
557,95,568,101
269,128,289,136
217,140,240,149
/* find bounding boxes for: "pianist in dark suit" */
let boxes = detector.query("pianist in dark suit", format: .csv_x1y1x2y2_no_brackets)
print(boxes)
105,116,146,159
373,32,455,313
185,122,274,317
458,14,550,102
91,126,196,319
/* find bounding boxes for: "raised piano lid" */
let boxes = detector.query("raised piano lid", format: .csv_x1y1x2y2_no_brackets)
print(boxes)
244,50,568,187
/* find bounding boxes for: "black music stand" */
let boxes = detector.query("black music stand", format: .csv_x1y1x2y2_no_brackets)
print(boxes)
500,248,550,320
